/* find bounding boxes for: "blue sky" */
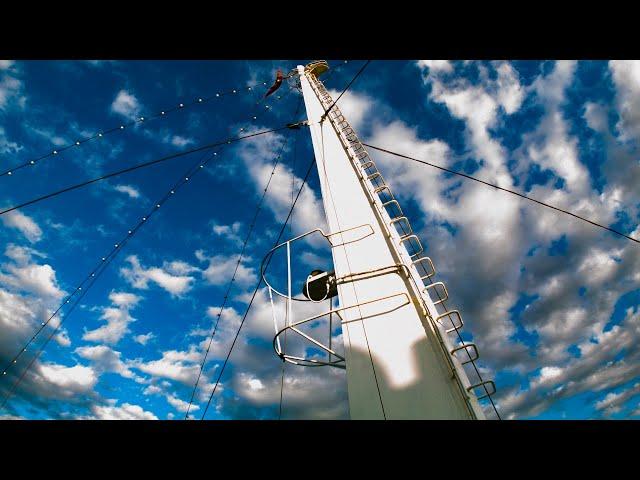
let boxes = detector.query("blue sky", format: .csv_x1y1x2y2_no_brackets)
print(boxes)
0,59,639,420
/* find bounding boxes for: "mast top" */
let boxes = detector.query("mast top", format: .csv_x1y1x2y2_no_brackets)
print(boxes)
305,60,329,77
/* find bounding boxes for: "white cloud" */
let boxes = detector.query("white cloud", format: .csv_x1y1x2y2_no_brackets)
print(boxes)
233,128,327,240
0,245,64,300
0,63,25,110
1,210,43,243
211,220,243,246
120,255,196,297
114,184,141,199
28,125,67,147
4,244,46,264
87,401,157,420
55,328,71,347
609,60,640,143
417,60,453,74
169,135,194,147
130,346,203,386
583,102,609,133
133,332,155,345
166,394,197,413
198,252,256,287
82,291,141,345
111,89,141,119
75,344,137,379
35,363,98,398
0,126,21,154
594,383,640,417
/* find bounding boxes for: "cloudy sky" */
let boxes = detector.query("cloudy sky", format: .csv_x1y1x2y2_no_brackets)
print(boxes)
0,59,639,420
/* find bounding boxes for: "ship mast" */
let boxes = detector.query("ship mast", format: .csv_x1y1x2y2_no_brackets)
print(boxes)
264,61,496,419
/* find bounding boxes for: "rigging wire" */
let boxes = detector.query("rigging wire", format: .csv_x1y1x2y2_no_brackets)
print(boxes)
0,78,277,179
0,226,128,410
0,147,218,406
0,126,293,217
184,97,303,419
1,59,351,180
199,156,317,420
277,124,300,421
320,60,371,123
363,143,640,245
0,92,292,384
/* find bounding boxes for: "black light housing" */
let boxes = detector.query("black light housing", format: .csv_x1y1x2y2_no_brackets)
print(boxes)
301,269,338,301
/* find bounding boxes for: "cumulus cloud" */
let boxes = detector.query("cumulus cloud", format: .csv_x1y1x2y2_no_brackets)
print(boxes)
0,244,64,300
0,62,25,110
0,126,21,154
594,383,640,417
211,220,244,246
86,400,157,420
609,60,640,143
133,332,155,345
196,251,256,287
130,346,203,386
120,255,197,297
417,60,454,74
114,184,141,199
32,363,98,399
111,89,141,119
75,345,137,379
167,135,194,147
82,291,141,345
1,210,43,243
233,128,327,238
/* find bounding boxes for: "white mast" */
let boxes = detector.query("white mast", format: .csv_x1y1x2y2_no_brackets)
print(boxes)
300,61,495,420
263,61,497,419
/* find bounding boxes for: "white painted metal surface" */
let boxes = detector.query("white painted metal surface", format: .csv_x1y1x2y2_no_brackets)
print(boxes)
298,63,486,419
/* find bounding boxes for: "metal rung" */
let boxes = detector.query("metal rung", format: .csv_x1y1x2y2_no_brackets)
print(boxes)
367,171,384,182
467,380,496,400
435,310,464,333
399,234,423,258
413,256,436,280
390,216,413,238
423,282,448,305
450,343,479,365
373,184,391,195
382,199,404,217
360,161,375,170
